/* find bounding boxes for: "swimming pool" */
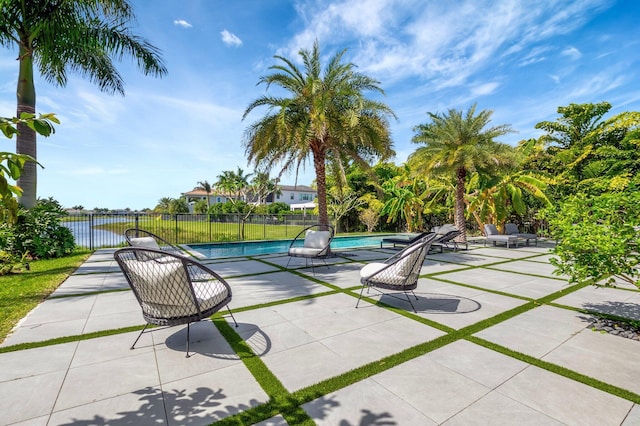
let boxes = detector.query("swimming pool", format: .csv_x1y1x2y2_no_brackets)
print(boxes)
187,234,393,258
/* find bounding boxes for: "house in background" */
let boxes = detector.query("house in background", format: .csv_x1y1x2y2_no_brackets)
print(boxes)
181,184,317,211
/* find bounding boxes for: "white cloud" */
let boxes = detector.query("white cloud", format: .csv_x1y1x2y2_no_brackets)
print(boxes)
173,19,192,28
471,82,500,96
221,30,242,47
562,46,582,60
550,74,560,84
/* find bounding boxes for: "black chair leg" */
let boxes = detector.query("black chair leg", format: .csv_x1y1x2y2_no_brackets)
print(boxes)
227,306,238,327
404,291,418,313
131,323,150,350
185,323,191,358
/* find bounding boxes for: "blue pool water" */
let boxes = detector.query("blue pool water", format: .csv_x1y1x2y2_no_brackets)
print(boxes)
188,234,392,258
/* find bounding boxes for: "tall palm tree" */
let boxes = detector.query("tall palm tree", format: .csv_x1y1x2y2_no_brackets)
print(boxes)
195,180,213,210
410,103,514,242
0,0,167,208
215,167,252,205
242,40,395,228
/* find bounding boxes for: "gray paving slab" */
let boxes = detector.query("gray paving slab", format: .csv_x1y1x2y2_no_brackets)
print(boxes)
443,390,564,425
471,247,544,259
554,286,640,320
543,329,640,394
0,370,67,424
438,268,567,299
623,404,640,425
426,251,507,266
232,293,443,392
0,341,77,382
226,271,331,308
362,278,527,329
47,391,168,426
85,249,117,262
497,365,633,425
304,378,436,425
201,259,282,277
474,305,590,358
302,262,362,288
73,259,121,274
490,259,564,278
372,354,492,423
52,271,128,296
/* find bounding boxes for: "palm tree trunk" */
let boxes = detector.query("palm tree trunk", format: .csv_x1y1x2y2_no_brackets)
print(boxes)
16,47,37,209
312,147,329,228
455,167,467,243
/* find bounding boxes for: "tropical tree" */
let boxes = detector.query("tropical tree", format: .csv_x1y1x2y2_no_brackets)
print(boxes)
195,180,213,210
0,0,167,208
154,197,173,214
410,103,514,241
242,40,395,228
380,166,428,232
215,167,252,210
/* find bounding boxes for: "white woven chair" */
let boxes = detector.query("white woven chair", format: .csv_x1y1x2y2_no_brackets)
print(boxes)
356,234,437,313
286,224,335,272
114,247,237,357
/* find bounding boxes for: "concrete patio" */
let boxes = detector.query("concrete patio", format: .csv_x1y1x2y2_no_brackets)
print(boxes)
1,242,640,425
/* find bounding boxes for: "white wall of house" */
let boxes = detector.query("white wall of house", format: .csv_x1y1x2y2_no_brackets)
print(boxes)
181,184,316,212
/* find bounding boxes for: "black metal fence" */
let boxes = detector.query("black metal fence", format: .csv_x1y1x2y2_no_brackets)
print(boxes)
63,213,322,249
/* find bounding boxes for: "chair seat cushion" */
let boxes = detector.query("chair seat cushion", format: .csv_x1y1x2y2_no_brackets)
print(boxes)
289,247,324,257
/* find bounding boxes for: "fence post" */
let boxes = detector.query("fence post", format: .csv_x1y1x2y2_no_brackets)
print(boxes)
263,215,266,240
89,214,94,250
174,215,179,244
237,214,241,241
134,213,139,233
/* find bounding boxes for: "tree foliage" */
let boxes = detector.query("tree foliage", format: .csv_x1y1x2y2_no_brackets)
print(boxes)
542,191,639,288
243,40,395,228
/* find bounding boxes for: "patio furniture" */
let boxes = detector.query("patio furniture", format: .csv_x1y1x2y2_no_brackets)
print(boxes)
380,231,431,248
124,228,184,256
430,225,467,252
286,224,335,272
505,223,538,246
114,247,237,357
484,224,519,248
356,233,438,313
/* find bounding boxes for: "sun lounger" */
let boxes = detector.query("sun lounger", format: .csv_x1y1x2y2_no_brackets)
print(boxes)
505,223,537,246
380,231,431,248
484,224,519,248
430,225,467,252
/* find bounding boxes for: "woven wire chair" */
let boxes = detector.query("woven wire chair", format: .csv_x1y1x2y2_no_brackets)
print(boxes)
114,247,237,357
356,233,437,313
285,224,335,272
124,228,184,256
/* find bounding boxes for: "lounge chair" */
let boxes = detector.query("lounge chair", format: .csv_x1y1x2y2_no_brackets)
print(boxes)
286,224,335,272
124,228,185,256
356,233,437,313
505,223,538,246
380,231,431,248
484,224,519,248
430,224,467,252
114,247,237,357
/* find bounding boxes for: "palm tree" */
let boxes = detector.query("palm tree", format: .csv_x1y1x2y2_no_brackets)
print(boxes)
215,167,252,207
410,103,514,242
242,40,395,228
195,180,213,209
0,0,167,208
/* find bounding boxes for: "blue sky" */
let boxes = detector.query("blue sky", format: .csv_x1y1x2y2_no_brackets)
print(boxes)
1,0,639,210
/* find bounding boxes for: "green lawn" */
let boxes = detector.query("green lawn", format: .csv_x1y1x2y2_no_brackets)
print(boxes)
0,250,92,342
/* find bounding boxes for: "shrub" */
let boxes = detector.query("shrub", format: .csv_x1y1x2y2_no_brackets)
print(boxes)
2,198,76,259
542,191,639,288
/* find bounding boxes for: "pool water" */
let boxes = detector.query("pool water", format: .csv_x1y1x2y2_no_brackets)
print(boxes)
188,234,392,258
